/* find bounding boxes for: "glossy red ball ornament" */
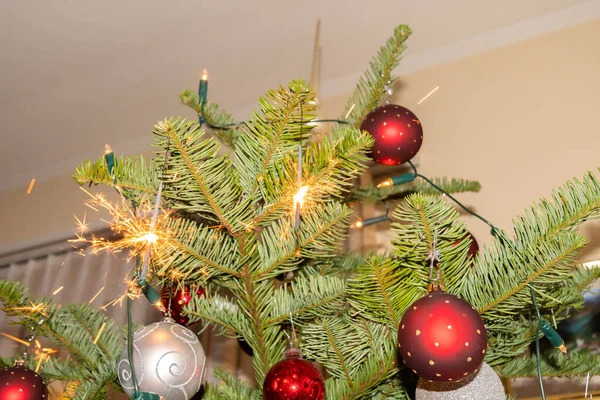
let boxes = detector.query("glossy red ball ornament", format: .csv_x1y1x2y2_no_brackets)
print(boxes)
398,285,487,382
263,348,325,400
161,284,206,326
0,364,48,400
360,104,423,165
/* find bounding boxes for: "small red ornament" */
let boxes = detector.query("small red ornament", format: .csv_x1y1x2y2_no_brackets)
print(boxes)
161,284,206,326
398,285,487,382
454,232,479,265
360,104,423,165
0,363,48,400
263,348,325,400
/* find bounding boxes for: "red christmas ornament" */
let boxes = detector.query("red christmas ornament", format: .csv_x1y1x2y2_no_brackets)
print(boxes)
398,285,487,382
0,363,48,400
263,348,325,400
161,284,206,326
360,104,423,165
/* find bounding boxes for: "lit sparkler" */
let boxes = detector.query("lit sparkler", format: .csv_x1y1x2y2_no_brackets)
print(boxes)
293,186,309,230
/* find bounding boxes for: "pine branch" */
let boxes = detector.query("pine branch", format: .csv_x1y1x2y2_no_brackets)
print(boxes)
0,280,123,399
180,89,241,148
153,118,242,232
156,216,242,281
303,317,399,400
352,176,481,202
266,274,346,327
233,79,317,205
206,368,261,400
391,193,475,292
499,351,600,378
185,292,250,339
73,154,160,206
335,25,412,132
347,256,420,328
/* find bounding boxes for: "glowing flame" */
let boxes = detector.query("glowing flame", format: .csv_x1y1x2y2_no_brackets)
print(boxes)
104,144,113,154
201,68,208,81
135,232,158,244
293,186,309,211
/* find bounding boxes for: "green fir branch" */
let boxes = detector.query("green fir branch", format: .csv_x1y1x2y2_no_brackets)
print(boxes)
335,24,412,131
180,89,241,148
352,176,481,202
499,351,600,378
347,256,420,328
266,274,347,327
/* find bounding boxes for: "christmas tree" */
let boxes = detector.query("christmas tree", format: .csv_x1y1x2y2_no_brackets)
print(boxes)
1,24,600,400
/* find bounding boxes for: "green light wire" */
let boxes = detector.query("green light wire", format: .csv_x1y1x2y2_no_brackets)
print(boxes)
127,295,141,399
530,286,547,400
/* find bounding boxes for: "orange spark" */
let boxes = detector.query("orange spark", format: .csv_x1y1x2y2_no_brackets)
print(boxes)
26,178,36,195
93,322,107,344
0,332,31,346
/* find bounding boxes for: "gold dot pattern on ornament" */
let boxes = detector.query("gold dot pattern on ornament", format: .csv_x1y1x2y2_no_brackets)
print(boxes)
477,329,481,334
482,349,486,354
436,373,441,377
467,357,472,362
416,330,421,336
405,111,409,114
383,122,387,126
408,123,411,128
407,352,412,357
382,135,386,138
397,114,401,117
371,118,375,122
434,342,439,347
383,109,387,113
463,372,469,376
397,147,401,150
412,369,417,374
445,300,450,303
400,131,404,135
448,378,453,381
402,324,405,329
413,306,417,310
429,360,435,365
447,325,452,330
465,342,469,346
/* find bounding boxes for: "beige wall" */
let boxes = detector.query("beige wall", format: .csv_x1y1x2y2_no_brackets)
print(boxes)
2,20,600,262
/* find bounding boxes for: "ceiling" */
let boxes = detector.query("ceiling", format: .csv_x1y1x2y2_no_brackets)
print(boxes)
1,0,599,192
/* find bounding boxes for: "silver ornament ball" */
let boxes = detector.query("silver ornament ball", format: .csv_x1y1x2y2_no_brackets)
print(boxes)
415,362,505,400
118,319,206,400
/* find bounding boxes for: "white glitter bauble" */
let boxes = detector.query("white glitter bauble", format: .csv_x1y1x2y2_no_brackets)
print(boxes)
415,362,505,400
118,319,206,400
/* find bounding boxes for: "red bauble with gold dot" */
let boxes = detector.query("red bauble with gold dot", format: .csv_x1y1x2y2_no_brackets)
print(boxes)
398,285,487,382
161,284,206,326
360,104,423,165
263,348,325,400
0,364,48,400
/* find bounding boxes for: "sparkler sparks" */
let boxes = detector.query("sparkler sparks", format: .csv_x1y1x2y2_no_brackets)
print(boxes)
0,332,31,346
93,322,107,344
26,178,36,195
5,302,47,317
53,286,64,295
88,287,105,304
417,85,439,105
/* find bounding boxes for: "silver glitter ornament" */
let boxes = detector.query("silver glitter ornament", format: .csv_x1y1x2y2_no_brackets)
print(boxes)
118,318,206,400
415,362,505,400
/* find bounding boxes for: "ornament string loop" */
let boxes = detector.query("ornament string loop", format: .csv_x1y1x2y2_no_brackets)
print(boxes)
426,230,441,283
